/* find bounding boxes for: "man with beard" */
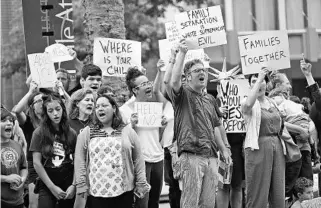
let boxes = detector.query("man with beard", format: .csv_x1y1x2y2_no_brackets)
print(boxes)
165,39,232,208
120,66,167,208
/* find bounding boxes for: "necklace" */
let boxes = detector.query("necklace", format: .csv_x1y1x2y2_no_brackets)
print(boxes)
78,119,90,127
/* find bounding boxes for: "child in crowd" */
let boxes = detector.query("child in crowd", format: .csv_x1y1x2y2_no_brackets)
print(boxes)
269,86,317,148
291,177,314,208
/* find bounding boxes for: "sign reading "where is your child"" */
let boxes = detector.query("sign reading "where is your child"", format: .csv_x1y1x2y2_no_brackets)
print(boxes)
93,38,141,77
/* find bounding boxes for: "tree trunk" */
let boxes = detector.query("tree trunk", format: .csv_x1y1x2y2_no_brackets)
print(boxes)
82,0,129,105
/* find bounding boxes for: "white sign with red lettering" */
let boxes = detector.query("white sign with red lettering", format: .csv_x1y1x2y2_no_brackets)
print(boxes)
135,102,163,127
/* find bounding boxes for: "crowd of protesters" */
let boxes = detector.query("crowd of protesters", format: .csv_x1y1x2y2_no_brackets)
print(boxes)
2,38,321,208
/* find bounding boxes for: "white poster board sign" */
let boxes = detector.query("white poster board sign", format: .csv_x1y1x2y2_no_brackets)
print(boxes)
45,43,73,63
175,6,227,49
238,30,291,75
165,21,180,43
28,53,57,88
158,39,209,71
135,102,163,127
218,79,250,133
93,38,141,77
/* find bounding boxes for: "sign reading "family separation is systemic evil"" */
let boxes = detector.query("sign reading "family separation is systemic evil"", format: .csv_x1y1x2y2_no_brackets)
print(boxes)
238,30,291,75
218,79,250,133
175,6,227,49
93,38,141,77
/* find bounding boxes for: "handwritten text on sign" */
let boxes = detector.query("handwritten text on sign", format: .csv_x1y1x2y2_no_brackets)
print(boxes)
93,38,141,77
28,53,57,88
238,30,291,75
218,79,250,133
175,6,227,49
45,43,73,63
135,102,163,127
165,21,180,43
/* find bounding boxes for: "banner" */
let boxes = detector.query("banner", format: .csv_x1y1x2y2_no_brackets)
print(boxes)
158,39,209,71
165,21,180,43
93,38,141,77
238,30,291,75
218,79,250,133
28,53,57,88
45,43,73,63
135,102,163,128
175,6,227,49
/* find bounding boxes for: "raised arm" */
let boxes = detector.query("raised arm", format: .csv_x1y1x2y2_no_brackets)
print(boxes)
169,40,188,93
153,59,167,105
300,60,321,110
12,81,39,125
163,46,179,95
241,68,269,114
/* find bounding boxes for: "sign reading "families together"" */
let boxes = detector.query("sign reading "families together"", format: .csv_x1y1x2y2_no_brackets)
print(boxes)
238,30,291,75
175,6,227,49
218,79,250,133
93,38,141,77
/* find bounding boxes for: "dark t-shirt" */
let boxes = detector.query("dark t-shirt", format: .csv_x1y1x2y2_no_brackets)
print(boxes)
29,127,77,182
1,140,27,206
20,115,35,162
168,86,221,157
69,118,91,135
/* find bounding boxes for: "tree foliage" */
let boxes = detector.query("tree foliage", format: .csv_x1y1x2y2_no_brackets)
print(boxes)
1,0,26,77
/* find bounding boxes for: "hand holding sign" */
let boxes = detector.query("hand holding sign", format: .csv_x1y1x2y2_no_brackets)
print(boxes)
157,59,166,72
45,43,74,63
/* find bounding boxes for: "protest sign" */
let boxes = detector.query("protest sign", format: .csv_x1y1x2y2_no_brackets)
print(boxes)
165,21,180,43
28,53,57,88
218,79,250,133
238,30,290,75
174,6,227,49
93,38,141,77
135,102,163,128
158,39,209,71
45,43,73,63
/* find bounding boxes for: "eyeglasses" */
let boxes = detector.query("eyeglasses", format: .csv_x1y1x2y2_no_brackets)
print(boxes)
135,81,153,89
189,68,208,74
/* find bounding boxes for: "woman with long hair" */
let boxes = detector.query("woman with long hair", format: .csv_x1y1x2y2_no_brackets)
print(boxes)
30,93,77,208
241,68,286,208
12,81,43,208
68,89,95,134
74,94,149,208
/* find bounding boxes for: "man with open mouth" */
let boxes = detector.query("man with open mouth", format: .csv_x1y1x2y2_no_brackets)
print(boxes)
1,105,28,208
165,39,232,208
79,64,102,94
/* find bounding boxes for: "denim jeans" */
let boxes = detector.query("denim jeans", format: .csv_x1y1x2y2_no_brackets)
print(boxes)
135,160,163,208
87,191,134,208
179,152,218,208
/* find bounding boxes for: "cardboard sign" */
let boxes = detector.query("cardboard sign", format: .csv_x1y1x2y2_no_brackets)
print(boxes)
158,39,209,71
28,53,57,88
45,43,73,63
135,102,163,127
175,6,227,49
165,21,180,43
218,79,250,133
93,38,141,77
238,30,291,75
